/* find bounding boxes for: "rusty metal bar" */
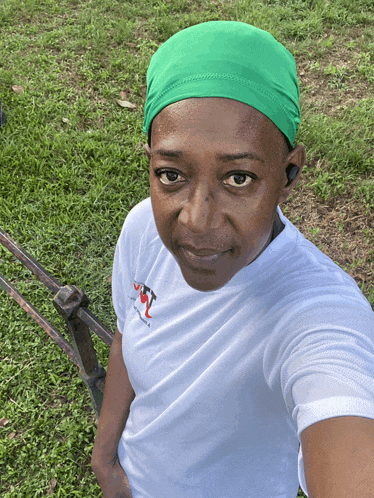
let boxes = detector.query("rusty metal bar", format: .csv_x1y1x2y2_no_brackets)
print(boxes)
0,227,113,345
52,284,107,418
0,228,61,294
0,228,114,419
0,271,81,367
68,315,106,418
77,307,113,347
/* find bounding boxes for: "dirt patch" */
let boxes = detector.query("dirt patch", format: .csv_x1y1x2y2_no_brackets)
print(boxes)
295,26,374,117
278,26,374,306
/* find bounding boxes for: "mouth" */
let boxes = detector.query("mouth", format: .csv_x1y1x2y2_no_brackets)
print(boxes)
180,246,231,269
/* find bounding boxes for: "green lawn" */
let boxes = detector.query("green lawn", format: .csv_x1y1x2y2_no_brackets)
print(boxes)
0,0,373,496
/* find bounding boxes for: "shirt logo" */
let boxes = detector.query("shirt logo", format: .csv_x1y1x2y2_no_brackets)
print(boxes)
133,281,157,319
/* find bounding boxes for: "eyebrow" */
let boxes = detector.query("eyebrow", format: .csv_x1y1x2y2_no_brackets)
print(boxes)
151,149,265,163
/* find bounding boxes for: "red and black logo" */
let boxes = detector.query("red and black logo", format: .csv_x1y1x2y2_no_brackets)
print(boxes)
133,281,157,319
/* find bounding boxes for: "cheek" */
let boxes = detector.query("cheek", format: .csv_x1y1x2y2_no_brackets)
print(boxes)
150,191,174,244
240,211,275,245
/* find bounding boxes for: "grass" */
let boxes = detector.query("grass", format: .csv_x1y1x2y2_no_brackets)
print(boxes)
0,0,373,496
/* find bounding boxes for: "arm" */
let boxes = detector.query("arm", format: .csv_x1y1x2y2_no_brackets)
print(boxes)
91,327,135,467
301,415,374,498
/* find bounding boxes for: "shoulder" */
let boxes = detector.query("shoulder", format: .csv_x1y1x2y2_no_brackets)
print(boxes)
114,197,156,270
117,197,154,246
122,197,153,232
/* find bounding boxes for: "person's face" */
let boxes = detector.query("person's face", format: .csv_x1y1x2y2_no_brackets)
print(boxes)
144,97,306,292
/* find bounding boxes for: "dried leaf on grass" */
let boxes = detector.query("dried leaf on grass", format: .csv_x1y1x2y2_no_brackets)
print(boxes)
0,417,9,427
12,85,24,94
47,478,57,495
116,99,136,109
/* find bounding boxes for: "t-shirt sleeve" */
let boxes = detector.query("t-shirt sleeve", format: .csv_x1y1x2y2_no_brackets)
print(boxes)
264,290,374,432
264,291,374,496
112,198,152,334
287,305,374,436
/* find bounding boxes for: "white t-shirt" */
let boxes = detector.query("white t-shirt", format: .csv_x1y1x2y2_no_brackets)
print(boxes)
112,197,374,498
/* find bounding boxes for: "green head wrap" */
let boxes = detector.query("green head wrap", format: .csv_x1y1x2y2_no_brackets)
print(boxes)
143,21,300,149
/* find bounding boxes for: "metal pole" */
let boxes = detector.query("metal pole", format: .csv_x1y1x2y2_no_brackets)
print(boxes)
0,272,80,366
0,228,116,419
53,285,107,419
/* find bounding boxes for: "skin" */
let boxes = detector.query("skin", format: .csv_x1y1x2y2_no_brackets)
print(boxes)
144,97,307,292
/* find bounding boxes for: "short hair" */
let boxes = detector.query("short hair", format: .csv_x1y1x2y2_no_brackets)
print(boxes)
147,121,294,154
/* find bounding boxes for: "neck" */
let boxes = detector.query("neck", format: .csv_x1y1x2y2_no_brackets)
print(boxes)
272,211,285,241
245,211,285,266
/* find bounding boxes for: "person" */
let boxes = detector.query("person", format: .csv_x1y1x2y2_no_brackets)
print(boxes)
91,21,374,498
0,101,5,126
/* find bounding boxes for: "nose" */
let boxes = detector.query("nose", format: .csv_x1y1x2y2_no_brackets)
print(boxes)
178,182,222,233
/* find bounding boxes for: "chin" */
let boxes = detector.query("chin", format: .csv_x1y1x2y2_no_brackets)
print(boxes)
180,269,231,292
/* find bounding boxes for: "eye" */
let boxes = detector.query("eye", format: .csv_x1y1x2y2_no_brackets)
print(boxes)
224,173,253,188
154,169,254,188
155,170,184,185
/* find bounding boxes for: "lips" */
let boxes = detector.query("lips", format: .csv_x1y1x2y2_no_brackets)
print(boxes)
180,245,230,269
183,245,227,257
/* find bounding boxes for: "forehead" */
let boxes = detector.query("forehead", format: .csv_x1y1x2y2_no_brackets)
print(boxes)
151,98,285,159
153,98,268,133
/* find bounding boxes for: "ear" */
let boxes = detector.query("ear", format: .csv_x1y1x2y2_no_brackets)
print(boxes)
144,143,152,160
278,145,307,205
